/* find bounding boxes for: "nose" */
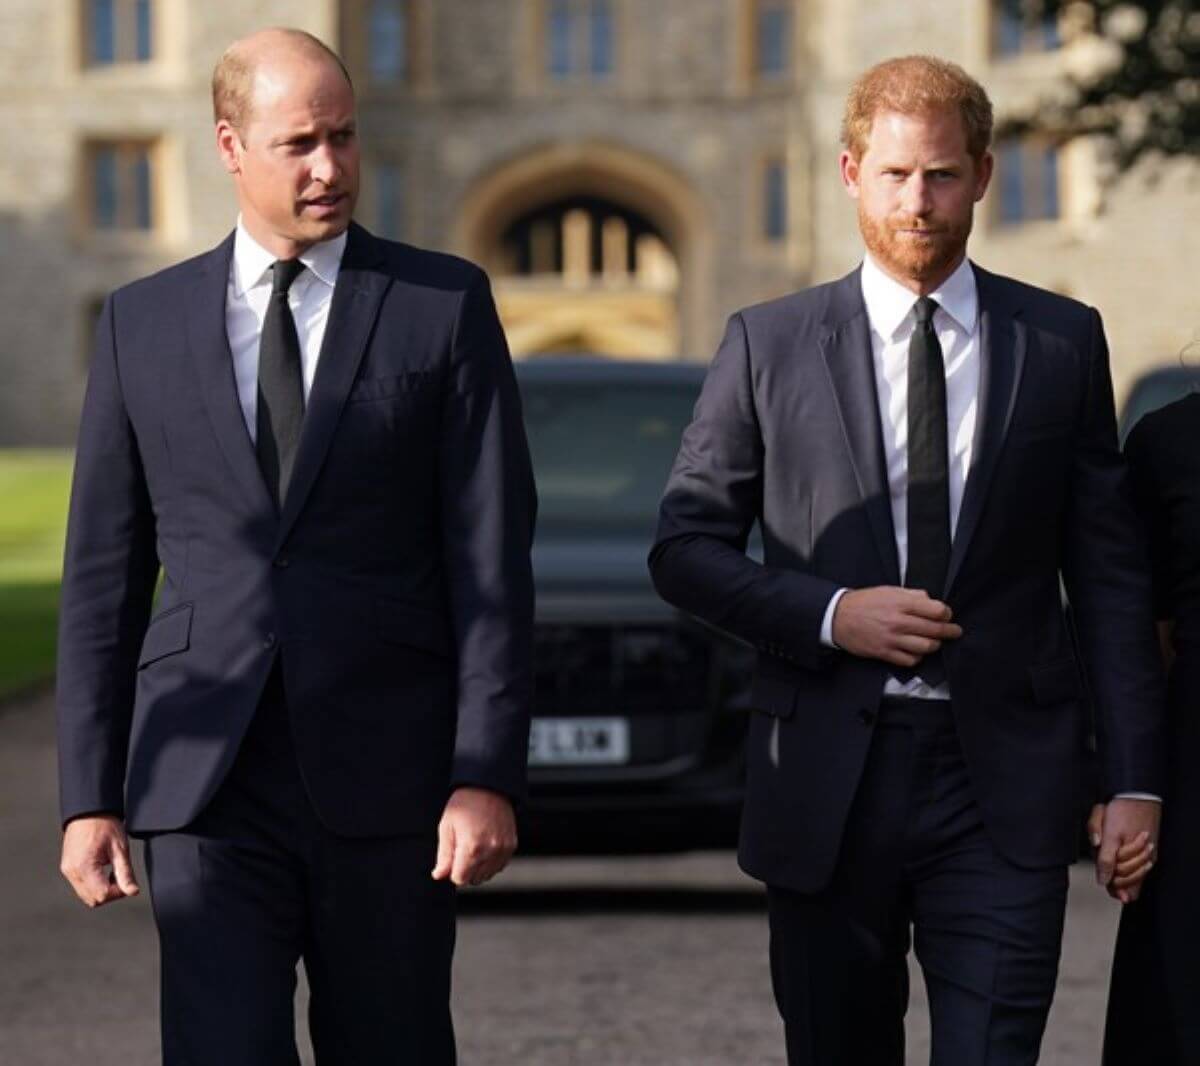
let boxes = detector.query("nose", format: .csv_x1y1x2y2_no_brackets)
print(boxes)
903,173,933,217
310,142,340,187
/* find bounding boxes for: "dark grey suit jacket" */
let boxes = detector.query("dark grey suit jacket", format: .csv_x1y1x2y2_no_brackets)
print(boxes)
650,264,1165,892
57,223,537,837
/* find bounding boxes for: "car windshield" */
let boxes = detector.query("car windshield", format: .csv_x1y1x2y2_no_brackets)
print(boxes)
519,379,698,532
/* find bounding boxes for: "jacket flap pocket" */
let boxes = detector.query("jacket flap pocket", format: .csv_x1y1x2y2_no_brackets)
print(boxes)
138,603,193,668
750,673,798,719
375,598,452,658
1029,658,1082,706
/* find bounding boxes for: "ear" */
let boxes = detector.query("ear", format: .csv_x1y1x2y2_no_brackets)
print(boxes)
839,150,862,200
973,151,994,202
215,120,243,176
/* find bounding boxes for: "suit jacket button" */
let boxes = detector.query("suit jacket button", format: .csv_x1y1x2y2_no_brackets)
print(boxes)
263,632,277,650
858,707,876,725
273,556,290,569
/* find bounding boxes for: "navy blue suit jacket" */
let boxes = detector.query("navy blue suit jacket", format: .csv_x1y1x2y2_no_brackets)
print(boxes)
57,223,536,837
650,265,1165,892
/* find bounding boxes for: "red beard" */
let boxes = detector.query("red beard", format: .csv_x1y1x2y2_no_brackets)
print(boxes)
858,204,974,286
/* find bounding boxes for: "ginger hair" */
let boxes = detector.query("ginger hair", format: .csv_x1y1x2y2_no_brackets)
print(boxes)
841,55,994,160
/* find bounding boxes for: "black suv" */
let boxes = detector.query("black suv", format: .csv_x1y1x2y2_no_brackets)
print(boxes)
514,358,754,853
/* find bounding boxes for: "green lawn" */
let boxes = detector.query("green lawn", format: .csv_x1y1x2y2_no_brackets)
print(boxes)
0,451,72,698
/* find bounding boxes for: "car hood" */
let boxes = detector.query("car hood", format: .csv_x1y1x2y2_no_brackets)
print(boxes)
532,532,676,625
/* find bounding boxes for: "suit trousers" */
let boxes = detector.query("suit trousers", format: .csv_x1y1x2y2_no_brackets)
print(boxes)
766,698,1068,1066
142,666,456,1066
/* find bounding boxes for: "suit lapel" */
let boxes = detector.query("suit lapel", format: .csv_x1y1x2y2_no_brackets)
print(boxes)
184,232,275,515
276,223,390,544
944,267,1027,595
818,270,902,586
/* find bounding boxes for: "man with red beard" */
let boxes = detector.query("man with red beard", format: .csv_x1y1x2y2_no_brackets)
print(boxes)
650,55,1164,1065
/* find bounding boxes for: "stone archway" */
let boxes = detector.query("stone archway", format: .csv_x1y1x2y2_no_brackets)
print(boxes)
452,142,712,360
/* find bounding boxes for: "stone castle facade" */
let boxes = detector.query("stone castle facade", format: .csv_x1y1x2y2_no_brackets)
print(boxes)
1,0,1196,444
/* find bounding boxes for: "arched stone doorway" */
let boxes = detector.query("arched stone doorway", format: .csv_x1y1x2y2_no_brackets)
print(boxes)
453,142,711,360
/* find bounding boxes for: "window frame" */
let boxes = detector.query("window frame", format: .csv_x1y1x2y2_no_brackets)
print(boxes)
755,0,792,82
542,0,618,85
992,136,1063,228
80,0,156,69
990,0,1061,60
82,138,159,236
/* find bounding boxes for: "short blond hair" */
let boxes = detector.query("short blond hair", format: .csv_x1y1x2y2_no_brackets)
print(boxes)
841,55,994,160
212,28,353,135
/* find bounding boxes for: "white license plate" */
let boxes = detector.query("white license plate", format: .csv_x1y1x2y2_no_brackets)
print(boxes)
528,717,630,766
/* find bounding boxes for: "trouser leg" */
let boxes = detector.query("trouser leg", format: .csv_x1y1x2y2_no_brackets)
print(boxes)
143,673,308,1066
305,832,456,1066
906,706,1067,1066
766,707,917,1066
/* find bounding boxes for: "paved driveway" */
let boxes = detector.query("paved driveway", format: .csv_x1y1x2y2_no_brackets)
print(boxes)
1,691,1121,1064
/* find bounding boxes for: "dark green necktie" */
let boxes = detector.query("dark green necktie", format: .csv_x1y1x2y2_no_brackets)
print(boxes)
256,259,306,509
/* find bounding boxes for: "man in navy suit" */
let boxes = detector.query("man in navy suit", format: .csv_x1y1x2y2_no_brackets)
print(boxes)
651,56,1164,1064
56,28,535,1064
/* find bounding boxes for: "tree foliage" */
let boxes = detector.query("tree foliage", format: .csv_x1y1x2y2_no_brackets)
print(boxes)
1010,0,1199,170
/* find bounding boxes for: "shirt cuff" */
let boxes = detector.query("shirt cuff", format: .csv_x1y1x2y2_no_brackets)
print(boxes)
1112,792,1162,803
820,588,850,649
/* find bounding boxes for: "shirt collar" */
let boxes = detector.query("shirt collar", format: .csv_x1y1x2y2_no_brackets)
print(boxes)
860,252,978,340
230,218,348,297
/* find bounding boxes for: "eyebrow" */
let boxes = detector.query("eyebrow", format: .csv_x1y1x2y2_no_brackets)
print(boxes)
275,120,357,142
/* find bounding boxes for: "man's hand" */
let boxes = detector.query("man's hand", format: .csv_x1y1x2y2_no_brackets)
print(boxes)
431,787,518,888
60,814,139,908
1090,799,1161,904
832,587,962,667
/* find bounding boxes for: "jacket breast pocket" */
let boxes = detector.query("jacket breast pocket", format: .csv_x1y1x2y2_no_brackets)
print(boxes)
345,372,439,405
137,603,193,669
750,673,798,719
1029,657,1082,706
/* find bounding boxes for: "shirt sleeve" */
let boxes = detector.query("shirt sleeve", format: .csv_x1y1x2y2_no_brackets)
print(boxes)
820,588,850,649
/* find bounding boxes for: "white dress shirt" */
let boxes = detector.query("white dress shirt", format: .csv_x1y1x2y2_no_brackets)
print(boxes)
820,253,980,700
225,219,347,443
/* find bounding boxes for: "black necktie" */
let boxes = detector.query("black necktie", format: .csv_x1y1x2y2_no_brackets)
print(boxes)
903,296,950,686
256,259,306,509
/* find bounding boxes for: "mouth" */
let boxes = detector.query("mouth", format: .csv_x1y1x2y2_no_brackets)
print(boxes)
301,193,345,212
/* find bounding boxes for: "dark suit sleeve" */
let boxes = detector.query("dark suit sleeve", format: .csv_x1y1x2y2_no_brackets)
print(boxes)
56,293,160,824
649,312,839,670
439,271,536,801
1059,308,1166,798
